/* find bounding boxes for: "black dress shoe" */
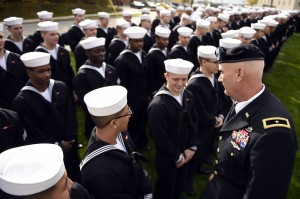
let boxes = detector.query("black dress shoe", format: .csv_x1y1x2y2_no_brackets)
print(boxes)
197,167,211,174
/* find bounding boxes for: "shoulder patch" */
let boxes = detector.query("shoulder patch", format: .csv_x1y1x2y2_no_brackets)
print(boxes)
262,117,291,129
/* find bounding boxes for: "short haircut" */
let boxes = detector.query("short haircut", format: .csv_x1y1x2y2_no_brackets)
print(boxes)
91,107,125,128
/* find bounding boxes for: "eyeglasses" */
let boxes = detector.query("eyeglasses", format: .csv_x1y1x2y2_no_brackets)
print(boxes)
206,59,218,63
106,107,133,126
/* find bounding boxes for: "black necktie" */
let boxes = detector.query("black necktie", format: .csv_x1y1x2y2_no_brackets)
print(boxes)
228,103,237,120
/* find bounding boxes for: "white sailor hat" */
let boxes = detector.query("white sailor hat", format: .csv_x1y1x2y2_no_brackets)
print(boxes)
156,6,164,12
221,30,239,39
219,38,241,49
185,7,193,12
266,19,278,27
214,8,221,13
192,3,200,9
0,144,65,196
21,52,51,68
116,18,130,28
241,8,249,14
218,13,230,21
37,11,53,19
177,27,193,37
80,37,106,50
205,16,217,22
260,18,278,27
181,13,190,20
233,10,241,15
122,11,132,17
197,45,217,59
177,5,184,11
160,9,171,16
275,14,288,20
164,59,193,75
72,8,86,15
196,19,210,28
79,19,97,29
124,26,147,39
0,24,3,32
140,14,151,21
84,85,128,117
38,21,58,31
205,7,214,11
98,12,110,19
141,8,150,14
196,7,205,12
239,26,256,38
3,17,23,26
155,26,171,38
190,13,200,22
169,8,176,13
251,23,266,30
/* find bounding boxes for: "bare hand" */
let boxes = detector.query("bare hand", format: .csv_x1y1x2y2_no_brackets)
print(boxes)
214,117,223,128
176,155,186,168
73,92,78,102
61,140,75,153
183,149,195,163
209,174,214,181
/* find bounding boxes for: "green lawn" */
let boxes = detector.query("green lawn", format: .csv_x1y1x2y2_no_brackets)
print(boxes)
263,33,300,199
74,33,300,198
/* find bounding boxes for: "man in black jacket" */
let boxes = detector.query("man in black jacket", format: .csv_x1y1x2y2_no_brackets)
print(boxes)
65,8,85,52
81,86,152,199
168,26,193,60
73,37,119,139
74,19,97,71
115,26,149,150
147,26,171,95
148,59,199,199
200,44,297,199
3,17,34,55
13,52,80,182
35,21,74,94
0,24,28,109
185,45,224,195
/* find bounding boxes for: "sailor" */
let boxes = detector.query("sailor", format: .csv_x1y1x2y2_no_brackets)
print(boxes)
73,37,119,139
3,17,34,55
148,58,199,199
81,86,152,199
13,51,80,182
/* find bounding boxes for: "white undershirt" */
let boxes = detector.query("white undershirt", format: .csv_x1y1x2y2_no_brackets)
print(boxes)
94,64,106,78
161,48,167,57
134,51,142,63
0,56,6,70
39,87,52,102
47,48,57,60
147,31,151,37
173,94,183,106
114,136,127,153
235,84,265,114
101,27,108,34
210,75,215,87
14,41,23,52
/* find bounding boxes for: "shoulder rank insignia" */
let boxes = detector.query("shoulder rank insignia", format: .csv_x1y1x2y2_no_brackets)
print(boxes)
262,117,291,129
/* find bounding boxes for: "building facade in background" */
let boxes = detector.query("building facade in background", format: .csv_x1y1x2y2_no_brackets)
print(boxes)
257,0,300,10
